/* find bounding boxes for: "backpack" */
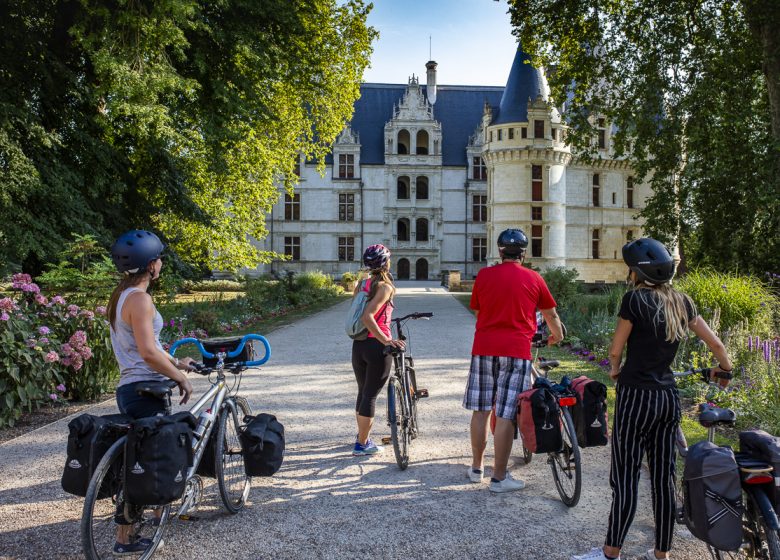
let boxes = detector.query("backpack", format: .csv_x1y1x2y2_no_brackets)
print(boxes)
739,429,780,514
345,279,369,340
124,411,197,505
570,376,609,447
61,413,131,497
682,441,744,552
240,414,285,476
518,386,563,454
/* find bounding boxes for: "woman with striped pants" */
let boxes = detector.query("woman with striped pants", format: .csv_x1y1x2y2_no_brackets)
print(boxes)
572,238,733,560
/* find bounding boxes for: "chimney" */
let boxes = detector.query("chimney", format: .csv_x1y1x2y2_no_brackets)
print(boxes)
426,60,438,105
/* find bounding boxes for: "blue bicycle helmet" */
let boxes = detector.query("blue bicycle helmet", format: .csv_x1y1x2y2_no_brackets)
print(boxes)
111,230,165,273
497,228,528,257
363,244,391,270
622,237,675,285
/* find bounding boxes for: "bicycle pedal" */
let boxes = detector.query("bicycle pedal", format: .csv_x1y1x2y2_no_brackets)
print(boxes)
415,388,429,398
178,514,200,522
381,436,392,445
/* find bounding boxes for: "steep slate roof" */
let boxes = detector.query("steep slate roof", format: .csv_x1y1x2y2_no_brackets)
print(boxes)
492,47,548,125
339,83,504,167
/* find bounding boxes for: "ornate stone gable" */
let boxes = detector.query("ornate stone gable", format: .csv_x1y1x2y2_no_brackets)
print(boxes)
393,75,435,122
335,125,359,145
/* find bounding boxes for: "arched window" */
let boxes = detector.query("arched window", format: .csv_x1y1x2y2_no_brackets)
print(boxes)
397,258,410,280
416,130,429,155
416,177,429,200
397,130,410,155
415,258,428,280
397,218,410,242
397,176,410,200
416,218,428,242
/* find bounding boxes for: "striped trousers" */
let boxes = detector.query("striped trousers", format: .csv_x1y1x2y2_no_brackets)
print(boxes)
606,384,681,552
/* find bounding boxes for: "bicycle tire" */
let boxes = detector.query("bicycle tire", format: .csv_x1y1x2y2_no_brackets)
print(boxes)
388,377,409,470
216,396,252,514
549,407,582,507
81,436,169,560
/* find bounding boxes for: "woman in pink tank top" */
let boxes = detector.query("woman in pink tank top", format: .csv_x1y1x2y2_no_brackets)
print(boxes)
350,244,405,456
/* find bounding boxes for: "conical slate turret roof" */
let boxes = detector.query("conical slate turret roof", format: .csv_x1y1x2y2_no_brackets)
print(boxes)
492,46,548,125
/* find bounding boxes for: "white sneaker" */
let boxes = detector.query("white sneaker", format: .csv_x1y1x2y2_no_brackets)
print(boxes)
467,467,484,483
488,472,526,493
570,548,619,560
641,550,667,560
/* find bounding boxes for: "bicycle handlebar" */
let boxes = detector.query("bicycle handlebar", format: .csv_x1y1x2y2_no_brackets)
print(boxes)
168,333,271,366
673,367,733,382
392,312,434,323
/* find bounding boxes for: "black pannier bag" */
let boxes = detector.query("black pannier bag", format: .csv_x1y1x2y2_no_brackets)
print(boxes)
202,336,255,368
61,413,131,497
518,386,563,454
570,376,609,447
739,429,780,513
240,414,285,476
124,411,197,505
195,415,221,478
683,441,744,552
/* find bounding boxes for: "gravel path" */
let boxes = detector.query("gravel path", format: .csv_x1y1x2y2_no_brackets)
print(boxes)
0,282,709,559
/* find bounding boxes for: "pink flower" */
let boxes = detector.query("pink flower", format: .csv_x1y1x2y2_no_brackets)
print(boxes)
26,338,37,348
0,312,8,322
12,273,32,285
79,346,93,360
79,310,95,320
40,337,49,344
38,326,50,335
95,306,107,316
60,343,73,355
44,351,59,363
67,304,80,317
35,294,48,306
60,356,72,367
70,330,87,346
51,296,66,305
0,298,16,312
56,383,66,392
49,393,58,401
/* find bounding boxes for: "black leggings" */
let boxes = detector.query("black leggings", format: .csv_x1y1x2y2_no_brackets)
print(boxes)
352,338,392,418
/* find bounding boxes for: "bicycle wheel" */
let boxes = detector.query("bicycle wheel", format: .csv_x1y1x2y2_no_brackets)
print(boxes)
81,437,169,560
549,407,582,507
216,396,252,514
388,377,409,470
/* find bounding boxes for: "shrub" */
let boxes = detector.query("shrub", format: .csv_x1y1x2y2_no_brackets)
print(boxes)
182,279,245,292
541,267,581,311
292,271,341,305
245,279,290,313
677,270,777,334
188,307,221,336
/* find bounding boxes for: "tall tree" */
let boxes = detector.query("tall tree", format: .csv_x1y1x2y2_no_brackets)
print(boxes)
507,0,780,274
0,0,376,273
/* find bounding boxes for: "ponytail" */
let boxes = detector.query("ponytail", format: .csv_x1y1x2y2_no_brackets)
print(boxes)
106,270,152,329
367,266,394,302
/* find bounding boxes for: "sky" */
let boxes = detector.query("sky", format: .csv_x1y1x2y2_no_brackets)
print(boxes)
360,0,520,87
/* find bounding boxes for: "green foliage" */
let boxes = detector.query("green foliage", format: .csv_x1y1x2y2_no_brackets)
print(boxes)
188,307,222,337
677,270,777,334
508,0,780,274
245,271,342,313
182,279,245,293
0,0,377,273
540,267,581,311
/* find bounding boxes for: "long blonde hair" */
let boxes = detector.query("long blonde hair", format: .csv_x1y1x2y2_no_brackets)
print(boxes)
367,266,394,302
633,281,696,342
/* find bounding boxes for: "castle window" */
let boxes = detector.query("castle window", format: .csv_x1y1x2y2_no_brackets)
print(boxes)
531,225,543,258
626,229,634,241
284,193,300,221
397,130,410,154
416,177,429,200
534,120,544,139
498,129,502,141
472,237,487,262
397,177,410,200
416,130,429,155
472,157,487,181
338,237,355,261
612,192,616,205
397,219,410,242
338,193,354,221
531,206,542,221
338,154,354,179
509,128,514,140
627,176,634,208
472,195,487,222
415,218,429,242
592,229,600,259
521,127,528,139
284,236,300,261
532,165,543,201
592,174,600,207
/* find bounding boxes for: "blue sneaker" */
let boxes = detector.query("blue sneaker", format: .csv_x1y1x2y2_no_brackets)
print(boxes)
352,438,383,456
113,537,160,556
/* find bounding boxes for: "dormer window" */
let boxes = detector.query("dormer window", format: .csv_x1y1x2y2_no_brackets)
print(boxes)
534,120,544,139
338,154,354,179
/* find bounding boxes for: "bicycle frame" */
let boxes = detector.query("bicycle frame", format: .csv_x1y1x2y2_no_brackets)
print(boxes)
391,320,414,424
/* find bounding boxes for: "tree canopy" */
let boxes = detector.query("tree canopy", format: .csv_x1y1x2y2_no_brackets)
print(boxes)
0,0,376,274
508,0,780,274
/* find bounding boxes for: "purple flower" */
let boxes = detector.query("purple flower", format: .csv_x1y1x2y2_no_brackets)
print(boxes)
56,383,66,392
0,312,8,322
49,393,58,401
169,318,175,327
588,356,596,361
721,285,728,290
44,351,59,363
95,306,106,315
748,336,753,350
39,337,49,344
51,296,66,305
38,326,50,335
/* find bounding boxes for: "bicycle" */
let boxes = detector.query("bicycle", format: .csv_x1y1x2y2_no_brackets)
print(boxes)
80,333,270,560
382,311,433,470
674,367,780,560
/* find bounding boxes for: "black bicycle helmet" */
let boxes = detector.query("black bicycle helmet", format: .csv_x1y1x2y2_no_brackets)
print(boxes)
362,244,391,270
497,228,528,257
111,230,165,274
622,237,675,285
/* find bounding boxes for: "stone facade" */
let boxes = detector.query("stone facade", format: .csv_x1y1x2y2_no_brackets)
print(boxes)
250,52,647,283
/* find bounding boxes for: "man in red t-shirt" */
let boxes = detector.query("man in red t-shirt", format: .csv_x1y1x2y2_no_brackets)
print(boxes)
464,228,564,492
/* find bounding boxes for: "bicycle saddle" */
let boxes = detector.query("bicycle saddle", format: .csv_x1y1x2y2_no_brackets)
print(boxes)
538,360,560,371
698,403,736,427
135,381,176,400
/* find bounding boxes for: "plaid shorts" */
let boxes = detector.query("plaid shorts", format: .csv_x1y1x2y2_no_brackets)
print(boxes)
463,355,532,419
